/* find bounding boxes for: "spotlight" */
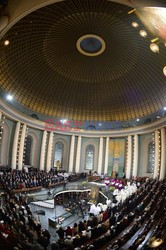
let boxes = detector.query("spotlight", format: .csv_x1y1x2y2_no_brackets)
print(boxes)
60,119,67,124
139,30,147,38
163,66,166,76
6,94,13,101
4,40,9,46
131,22,139,28
150,43,159,53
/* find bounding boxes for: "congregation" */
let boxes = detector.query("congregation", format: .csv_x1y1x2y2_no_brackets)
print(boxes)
0,170,165,249
0,167,79,191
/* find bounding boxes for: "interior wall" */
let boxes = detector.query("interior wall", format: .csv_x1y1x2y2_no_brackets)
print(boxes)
80,137,99,173
27,128,43,168
0,119,15,166
138,133,153,178
52,134,70,171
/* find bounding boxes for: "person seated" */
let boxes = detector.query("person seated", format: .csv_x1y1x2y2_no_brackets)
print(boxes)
73,223,79,236
86,229,92,239
65,226,73,237
64,235,73,246
56,227,64,239
73,234,81,247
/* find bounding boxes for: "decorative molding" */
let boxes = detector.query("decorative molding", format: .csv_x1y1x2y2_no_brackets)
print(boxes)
0,99,166,137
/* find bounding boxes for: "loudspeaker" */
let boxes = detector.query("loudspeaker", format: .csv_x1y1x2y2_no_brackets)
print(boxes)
49,218,57,228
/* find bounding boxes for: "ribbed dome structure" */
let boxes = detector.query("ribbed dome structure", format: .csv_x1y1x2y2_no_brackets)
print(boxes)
0,0,166,121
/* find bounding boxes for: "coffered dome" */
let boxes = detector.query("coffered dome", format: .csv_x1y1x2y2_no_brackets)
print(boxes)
0,0,166,121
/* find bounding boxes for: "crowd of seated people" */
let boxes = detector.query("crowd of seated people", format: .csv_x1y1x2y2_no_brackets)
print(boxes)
0,171,165,250
0,167,79,191
0,192,51,250
53,178,166,249
144,208,166,249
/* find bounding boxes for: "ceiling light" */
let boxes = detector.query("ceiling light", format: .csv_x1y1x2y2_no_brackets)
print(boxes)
131,22,139,28
136,118,140,122
163,66,166,76
150,43,159,53
60,119,67,124
4,40,9,46
139,30,147,38
6,94,13,101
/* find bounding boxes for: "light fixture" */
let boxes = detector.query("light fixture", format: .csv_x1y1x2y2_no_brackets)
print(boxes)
139,30,147,38
150,43,159,53
131,22,139,28
164,107,166,110
4,40,9,46
151,38,159,43
163,66,166,76
60,119,67,124
136,118,140,122
128,9,136,15
6,94,13,101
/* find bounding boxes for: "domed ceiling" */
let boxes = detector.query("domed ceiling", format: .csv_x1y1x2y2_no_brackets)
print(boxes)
0,0,166,121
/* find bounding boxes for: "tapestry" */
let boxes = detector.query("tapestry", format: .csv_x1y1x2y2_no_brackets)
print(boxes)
107,138,126,177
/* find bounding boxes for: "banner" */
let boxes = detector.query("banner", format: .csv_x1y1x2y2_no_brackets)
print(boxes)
108,138,126,177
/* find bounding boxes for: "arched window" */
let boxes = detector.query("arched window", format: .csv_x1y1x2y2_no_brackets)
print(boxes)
31,114,39,120
54,142,64,168
85,145,94,170
148,142,154,173
24,136,32,165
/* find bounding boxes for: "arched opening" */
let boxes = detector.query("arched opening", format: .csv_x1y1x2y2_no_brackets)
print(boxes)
0,122,10,166
85,144,95,170
54,141,64,169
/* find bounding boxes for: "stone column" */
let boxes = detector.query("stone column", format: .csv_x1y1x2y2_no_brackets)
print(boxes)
104,136,109,175
40,130,47,170
98,137,103,174
153,130,160,179
18,124,27,170
75,136,81,173
160,128,166,180
133,134,139,177
126,135,132,179
69,135,75,172
0,111,2,122
11,121,20,169
46,132,54,172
